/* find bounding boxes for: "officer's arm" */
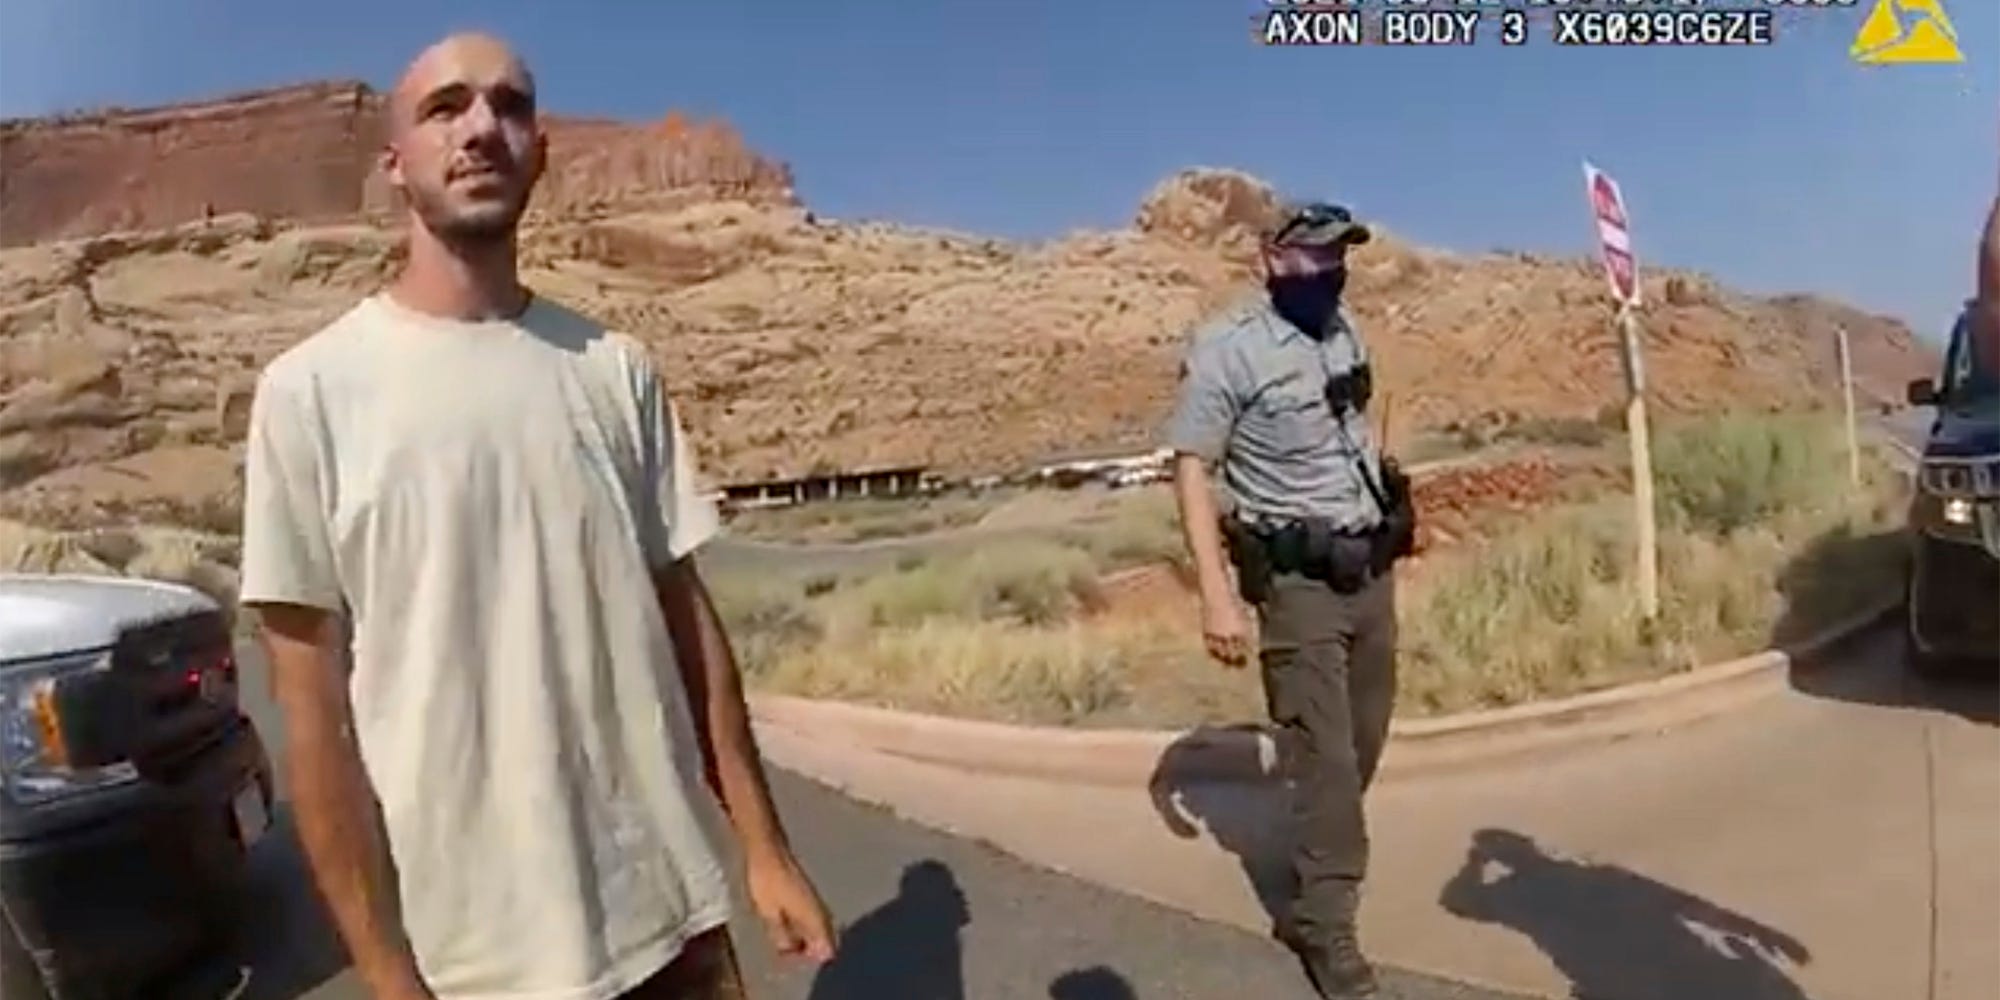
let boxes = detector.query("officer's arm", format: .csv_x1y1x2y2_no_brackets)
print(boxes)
1174,455,1236,612
1164,342,1241,611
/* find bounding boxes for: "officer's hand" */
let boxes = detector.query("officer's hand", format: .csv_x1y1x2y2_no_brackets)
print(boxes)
1201,598,1252,669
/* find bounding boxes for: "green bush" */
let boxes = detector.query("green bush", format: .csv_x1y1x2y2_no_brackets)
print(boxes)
1652,412,1846,536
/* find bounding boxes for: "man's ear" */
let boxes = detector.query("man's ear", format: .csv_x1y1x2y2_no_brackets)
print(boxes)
377,144,404,190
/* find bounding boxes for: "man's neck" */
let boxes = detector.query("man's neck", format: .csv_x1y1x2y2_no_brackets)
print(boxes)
389,227,529,322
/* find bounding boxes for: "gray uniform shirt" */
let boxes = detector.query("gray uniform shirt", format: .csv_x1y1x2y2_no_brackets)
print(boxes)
1163,296,1386,532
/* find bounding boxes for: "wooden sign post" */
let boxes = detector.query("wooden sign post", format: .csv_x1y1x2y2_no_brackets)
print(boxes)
1586,161,1660,623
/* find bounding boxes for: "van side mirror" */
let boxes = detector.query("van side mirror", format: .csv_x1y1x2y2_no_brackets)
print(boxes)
1906,378,1939,407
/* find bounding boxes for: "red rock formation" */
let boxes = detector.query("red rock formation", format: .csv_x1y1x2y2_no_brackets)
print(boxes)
0,81,795,246
1,82,380,245
532,116,796,217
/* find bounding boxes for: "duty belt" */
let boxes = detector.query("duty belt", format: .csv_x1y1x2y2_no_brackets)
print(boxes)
1225,515,1394,594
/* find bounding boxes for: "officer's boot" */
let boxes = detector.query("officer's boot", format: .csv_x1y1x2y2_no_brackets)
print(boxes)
1281,878,1378,1000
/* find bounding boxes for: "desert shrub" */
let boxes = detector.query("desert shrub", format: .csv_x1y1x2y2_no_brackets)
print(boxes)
845,539,1100,628
1652,412,1847,536
1398,415,1907,716
755,619,1131,725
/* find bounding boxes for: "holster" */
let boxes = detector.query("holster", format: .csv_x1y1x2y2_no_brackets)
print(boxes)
1221,517,1275,606
1373,458,1418,565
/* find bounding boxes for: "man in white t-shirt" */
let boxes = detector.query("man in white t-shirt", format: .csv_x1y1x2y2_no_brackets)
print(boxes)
239,32,836,1000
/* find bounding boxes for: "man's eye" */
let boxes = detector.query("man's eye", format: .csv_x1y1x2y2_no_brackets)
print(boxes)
492,93,534,119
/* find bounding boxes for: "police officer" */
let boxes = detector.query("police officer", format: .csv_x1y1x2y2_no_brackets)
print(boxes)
1164,201,1414,1000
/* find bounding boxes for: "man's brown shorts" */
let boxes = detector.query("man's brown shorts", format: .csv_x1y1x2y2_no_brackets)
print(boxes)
617,927,747,1000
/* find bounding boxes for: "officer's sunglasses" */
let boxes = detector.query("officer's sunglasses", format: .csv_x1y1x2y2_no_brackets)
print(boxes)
1270,204,1354,247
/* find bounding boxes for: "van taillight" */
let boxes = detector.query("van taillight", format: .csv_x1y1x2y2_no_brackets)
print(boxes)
188,646,237,705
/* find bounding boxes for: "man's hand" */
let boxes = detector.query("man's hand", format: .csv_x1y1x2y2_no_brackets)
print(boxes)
1201,596,1252,669
746,850,837,962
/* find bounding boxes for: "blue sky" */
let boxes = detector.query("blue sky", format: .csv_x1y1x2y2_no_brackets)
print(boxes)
1,0,1992,346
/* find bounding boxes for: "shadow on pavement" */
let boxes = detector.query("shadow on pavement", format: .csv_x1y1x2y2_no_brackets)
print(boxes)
1775,524,1998,728
806,859,969,1000
1048,964,1137,999
1146,730,1290,934
1439,828,1815,1000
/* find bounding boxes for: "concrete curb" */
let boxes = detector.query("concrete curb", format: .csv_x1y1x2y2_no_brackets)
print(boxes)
748,596,1902,788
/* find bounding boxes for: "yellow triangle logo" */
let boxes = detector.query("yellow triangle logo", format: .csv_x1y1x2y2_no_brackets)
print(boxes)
1851,0,1964,64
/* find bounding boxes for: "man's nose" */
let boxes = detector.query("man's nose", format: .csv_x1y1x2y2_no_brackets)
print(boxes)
458,97,502,143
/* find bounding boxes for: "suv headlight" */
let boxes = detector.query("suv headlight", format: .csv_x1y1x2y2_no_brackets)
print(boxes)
1911,491,1980,543
0,651,140,805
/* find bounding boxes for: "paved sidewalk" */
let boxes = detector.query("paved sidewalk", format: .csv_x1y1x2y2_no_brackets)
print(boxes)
757,626,2000,1000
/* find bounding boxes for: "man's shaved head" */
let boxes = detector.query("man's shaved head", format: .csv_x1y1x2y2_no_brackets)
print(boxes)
381,31,545,245
389,33,535,136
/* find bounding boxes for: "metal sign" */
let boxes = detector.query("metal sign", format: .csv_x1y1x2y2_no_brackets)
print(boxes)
1584,161,1640,306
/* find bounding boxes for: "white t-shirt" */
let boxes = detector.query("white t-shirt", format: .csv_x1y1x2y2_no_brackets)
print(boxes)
238,292,733,1000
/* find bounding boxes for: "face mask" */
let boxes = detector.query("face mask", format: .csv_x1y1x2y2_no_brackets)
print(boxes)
1270,267,1346,335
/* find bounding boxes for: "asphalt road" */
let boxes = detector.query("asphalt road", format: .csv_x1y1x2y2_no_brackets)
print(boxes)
215,644,1529,1000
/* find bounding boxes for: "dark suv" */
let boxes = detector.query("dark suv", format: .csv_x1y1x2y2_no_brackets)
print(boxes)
0,573,275,999
1903,306,2000,675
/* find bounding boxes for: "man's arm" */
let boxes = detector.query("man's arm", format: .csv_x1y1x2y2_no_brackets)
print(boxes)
652,555,836,961
628,370,788,852
628,361,832,959
257,604,431,1000
651,556,788,861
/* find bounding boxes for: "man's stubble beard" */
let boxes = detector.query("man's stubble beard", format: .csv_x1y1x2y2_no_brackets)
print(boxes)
407,182,530,247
